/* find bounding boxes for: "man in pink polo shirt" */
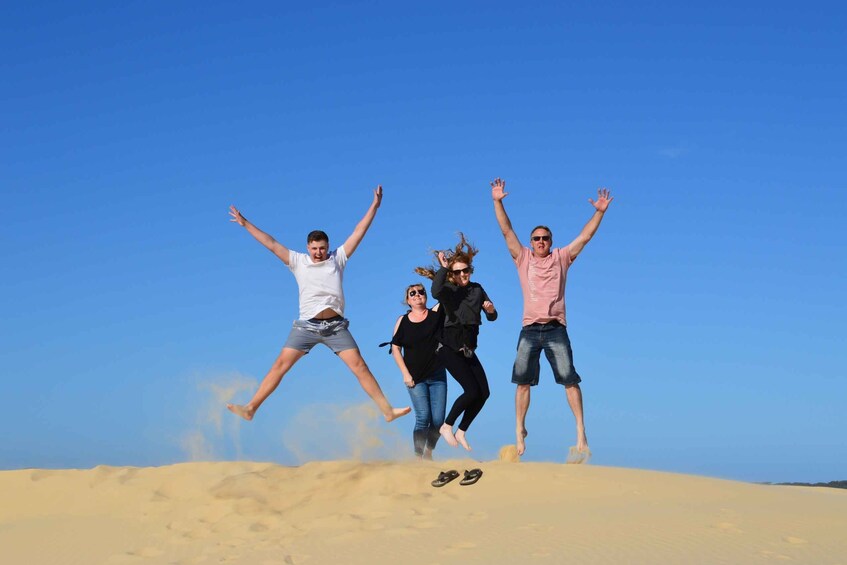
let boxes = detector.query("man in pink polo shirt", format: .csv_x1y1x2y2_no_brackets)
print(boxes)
491,178,613,461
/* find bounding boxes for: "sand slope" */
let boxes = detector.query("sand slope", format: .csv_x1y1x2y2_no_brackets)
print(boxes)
2,460,845,564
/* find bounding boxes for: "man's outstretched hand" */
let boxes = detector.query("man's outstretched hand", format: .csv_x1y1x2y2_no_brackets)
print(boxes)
589,188,614,212
229,205,246,226
491,177,508,201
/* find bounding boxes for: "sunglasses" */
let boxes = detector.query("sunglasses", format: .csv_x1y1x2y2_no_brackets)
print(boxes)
451,267,472,275
532,235,551,242
408,289,426,297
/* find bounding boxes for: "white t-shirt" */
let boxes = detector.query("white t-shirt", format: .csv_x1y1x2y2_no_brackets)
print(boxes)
288,245,348,320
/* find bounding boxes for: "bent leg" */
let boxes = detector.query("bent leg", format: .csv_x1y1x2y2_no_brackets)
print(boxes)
337,348,410,422
227,347,306,421
515,384,530,455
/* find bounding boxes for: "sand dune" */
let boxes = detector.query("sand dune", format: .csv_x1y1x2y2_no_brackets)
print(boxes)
2,460,845,564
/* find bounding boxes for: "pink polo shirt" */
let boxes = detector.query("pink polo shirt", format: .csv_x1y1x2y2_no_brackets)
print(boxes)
515,246,573,327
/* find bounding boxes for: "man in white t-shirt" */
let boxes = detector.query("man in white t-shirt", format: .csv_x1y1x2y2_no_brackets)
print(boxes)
226,186,411,423
491,178,613,462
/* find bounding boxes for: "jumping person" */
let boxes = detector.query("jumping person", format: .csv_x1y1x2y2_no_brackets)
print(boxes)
389,283,447,459
491,178,613,461
415,234,497,451
226,186,410,423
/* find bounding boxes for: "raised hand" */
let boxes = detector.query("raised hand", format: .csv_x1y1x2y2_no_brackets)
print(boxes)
491,177,508,201
373,185,383,208
588,188,613,212
437,251,449,268
229,205,246,226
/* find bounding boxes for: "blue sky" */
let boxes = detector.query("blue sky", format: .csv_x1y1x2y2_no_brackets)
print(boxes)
2,2,845,482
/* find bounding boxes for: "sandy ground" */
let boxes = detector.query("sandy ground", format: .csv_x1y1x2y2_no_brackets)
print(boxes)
2,459,845,565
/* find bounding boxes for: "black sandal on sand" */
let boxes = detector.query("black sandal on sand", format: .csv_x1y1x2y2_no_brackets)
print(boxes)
460,468,483,486
431,470,460,487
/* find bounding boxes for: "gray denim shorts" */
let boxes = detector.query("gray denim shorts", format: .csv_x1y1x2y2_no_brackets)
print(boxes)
283,317,359,354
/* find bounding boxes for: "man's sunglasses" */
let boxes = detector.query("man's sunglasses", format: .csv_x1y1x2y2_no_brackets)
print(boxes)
532,235,551,242
408,289,426,297
451,267,472,275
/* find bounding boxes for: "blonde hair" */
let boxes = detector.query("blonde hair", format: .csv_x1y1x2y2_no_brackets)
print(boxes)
414,232,479,281
402,283,427,305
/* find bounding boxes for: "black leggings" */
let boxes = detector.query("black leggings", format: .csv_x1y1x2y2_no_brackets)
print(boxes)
438,346,490,431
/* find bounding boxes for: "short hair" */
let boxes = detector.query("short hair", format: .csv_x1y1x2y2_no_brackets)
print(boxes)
306,230,329,244
529,225,553,239
403,283,426,305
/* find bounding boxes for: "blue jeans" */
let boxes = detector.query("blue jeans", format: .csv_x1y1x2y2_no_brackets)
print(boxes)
511,322,581,386
407,368,448,456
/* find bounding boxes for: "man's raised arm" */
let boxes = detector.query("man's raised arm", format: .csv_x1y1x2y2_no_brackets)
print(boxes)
491,178,522,260
342,185,382,258
229,205,291,265
567,187,614,260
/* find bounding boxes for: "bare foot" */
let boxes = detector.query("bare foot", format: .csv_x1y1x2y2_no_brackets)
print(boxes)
226,403,255,421
422,449,433,461
576,430,589,453
439,423,458,447
516,427,528,455
384,406,412,422
455,429,472,451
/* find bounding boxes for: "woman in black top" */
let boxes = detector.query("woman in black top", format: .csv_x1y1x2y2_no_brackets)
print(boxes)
416,233,497,451
390,283,447,459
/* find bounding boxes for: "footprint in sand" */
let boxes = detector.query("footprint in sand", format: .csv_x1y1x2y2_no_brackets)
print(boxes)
714,521,743,534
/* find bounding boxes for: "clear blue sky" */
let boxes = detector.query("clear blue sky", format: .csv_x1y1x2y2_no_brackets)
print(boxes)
2,2,845,483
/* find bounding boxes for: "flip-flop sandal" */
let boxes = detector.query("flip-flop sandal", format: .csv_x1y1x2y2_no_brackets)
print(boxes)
431,469,460,487
460,468,483,486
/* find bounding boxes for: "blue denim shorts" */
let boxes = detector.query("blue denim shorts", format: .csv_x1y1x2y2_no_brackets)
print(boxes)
283,316,359,354
511,321,581,386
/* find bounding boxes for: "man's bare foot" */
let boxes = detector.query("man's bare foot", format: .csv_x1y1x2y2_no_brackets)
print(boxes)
439,423,458,447
516,427,528,455
423,448,433,461
576,430,589,453
455,429,471,451
384,406,412,422
227,403,255,421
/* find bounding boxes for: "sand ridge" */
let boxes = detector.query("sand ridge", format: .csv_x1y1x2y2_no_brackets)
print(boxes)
1,460,846,564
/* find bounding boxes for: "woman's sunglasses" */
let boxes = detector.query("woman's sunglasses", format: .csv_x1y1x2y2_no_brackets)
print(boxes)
408,289,426,297
451,267,472,275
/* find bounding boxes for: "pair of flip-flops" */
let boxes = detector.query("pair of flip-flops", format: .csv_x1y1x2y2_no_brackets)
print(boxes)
431,468,483,487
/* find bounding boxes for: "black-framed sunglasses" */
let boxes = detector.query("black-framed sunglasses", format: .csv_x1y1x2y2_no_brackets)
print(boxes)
408,289,426,297
451,267,472,275
532,235,551,242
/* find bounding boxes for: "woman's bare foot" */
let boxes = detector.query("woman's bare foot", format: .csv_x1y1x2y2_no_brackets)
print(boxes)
384,406,412,422
227,403,255,421
422,448,433,461
516,427,528,455
455,429,471,451
439,423,458,447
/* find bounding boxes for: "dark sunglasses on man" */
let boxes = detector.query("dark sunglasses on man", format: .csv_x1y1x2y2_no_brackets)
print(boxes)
532,235,551,242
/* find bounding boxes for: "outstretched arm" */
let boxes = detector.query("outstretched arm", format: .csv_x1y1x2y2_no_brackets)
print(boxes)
567,188,613,260
491,178,522,260
229,205,291,265
342,185,383,258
